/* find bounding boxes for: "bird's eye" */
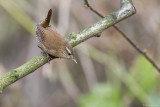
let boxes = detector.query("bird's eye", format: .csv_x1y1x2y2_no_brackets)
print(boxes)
67,52,71,55
66,47,71,55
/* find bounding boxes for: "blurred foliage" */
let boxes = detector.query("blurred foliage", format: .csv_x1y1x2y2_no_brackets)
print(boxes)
130,55,158,93
78,55,160,107
79,83,123,107
0,0,35,35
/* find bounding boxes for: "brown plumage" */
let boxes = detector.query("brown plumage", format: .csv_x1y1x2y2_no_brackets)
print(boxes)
36,9,77,63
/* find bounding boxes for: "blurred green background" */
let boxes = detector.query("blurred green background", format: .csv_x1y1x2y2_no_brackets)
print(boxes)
0,0,160,107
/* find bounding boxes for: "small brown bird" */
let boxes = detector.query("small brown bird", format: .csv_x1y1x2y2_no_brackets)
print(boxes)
36,9,77,63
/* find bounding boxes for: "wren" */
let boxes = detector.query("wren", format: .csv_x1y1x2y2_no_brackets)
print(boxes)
36,9,77,63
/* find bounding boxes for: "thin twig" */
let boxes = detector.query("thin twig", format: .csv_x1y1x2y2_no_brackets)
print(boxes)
84,0,160,72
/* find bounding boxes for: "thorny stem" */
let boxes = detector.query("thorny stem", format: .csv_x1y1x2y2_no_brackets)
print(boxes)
84,0,160,72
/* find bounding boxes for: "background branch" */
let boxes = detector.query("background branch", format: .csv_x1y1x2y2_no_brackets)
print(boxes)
0,0,135,93
84,0,160,72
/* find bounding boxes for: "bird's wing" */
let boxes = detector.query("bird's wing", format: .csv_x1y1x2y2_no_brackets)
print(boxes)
36,24,60,50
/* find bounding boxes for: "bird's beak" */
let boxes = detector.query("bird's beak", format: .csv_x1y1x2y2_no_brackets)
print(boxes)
72,58,77,64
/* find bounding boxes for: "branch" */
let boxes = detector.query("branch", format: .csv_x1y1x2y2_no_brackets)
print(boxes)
84,0,160,72
0,0,136,93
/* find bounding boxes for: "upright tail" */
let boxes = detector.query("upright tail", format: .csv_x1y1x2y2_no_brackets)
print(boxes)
40,9,52,28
